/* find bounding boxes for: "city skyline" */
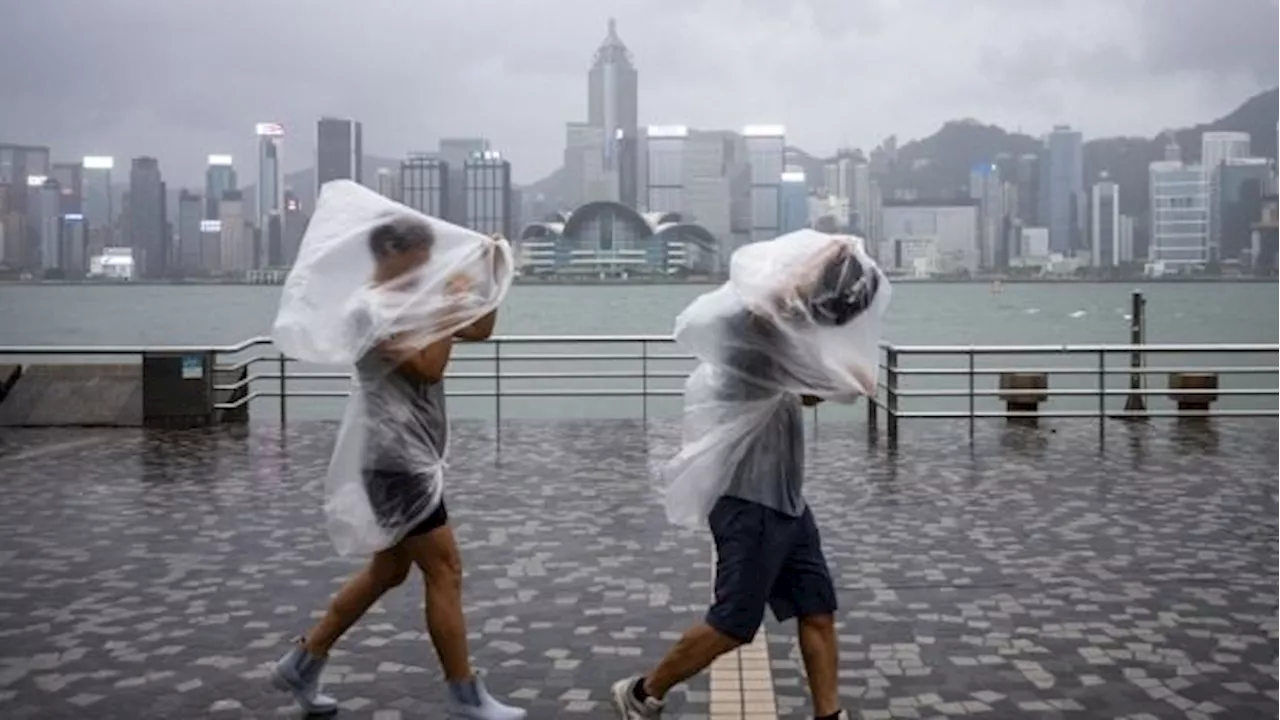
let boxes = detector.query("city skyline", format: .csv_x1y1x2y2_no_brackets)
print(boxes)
2,0,1276,186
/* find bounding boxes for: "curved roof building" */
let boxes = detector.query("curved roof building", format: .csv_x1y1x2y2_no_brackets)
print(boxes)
519,201,718,277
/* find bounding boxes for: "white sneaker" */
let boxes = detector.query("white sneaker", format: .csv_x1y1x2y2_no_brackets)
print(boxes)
445,675,526,719
610,676,664,719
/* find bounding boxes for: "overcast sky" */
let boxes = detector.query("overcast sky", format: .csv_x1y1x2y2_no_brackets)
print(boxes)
3,0,1276,186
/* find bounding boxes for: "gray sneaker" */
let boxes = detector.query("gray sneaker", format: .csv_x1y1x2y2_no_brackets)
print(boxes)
610,676,664,719
270,639,338,716
445,674,527,719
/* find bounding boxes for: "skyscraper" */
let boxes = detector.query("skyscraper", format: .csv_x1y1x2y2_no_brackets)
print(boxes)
30,177,61,274
564,123,610,206
50,162,83,216
615,128,640,208
177,190,203,272
1200,132,1251,260
823,149,863,232
1041,126,1084,255
1149,156,1209,270
743,125,785,244
256,123,285,267
969,163,1004,269
81,156,115,257
1201,132,1250,175
1216,157,1273,262
464,151,513,239
205,154,237,220
400,155,450,218
219,190,252,274
317,117,363,193
780,169,809,234
439,138,489,223
61,213,87,277
128,156,166,278
645,125,687,213
683,130,748,265
282,191,307,268
1090,174,1120,267
199,219,222,274
1014,153,1041,226
375,168,400,202
0,144,51,268
588,18,639,195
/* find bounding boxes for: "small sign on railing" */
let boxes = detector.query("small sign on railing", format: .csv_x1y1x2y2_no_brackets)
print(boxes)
181,354,204,380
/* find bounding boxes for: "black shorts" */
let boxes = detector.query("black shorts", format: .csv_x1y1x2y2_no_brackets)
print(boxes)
363,469,449,539
705,496,838,643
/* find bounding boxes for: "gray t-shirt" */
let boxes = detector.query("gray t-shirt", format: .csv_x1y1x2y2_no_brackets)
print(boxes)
349,301,449,474
714,311,806,517
355,351,448,473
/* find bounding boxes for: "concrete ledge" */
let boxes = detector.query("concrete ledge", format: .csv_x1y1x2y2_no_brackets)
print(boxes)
0,363,142,427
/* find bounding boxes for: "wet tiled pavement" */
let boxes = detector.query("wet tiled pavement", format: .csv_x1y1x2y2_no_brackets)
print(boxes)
0,417,1276,719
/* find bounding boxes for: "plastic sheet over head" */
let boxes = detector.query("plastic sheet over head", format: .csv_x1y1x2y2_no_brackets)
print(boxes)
662,230,890,528
274,180,513,366
271,180,513,555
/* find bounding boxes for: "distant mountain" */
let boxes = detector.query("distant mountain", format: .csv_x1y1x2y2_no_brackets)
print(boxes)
877,88,1277,226
874,120,1043,199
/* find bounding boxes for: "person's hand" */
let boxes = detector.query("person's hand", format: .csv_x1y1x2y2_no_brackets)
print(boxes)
445,273,474,297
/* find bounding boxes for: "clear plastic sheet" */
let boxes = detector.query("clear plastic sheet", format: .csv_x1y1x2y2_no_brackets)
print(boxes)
272,180,513,555
662,230,890,528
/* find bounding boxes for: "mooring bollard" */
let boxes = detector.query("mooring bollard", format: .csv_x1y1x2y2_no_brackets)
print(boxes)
1168,372,1219,416
999,372,1049,423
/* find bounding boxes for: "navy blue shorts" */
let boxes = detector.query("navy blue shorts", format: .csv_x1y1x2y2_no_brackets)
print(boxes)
705,496,838,643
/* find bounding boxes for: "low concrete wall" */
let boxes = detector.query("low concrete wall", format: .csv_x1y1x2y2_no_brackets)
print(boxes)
0,364,142,427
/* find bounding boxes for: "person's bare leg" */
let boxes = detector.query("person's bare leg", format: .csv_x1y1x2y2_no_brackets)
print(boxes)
643,622,743,698
797,613,839,716
402,525,471,681
303,546,411,656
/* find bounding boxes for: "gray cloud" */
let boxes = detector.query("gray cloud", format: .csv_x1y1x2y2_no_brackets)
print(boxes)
1139,0,1279,84
0,0,1273,188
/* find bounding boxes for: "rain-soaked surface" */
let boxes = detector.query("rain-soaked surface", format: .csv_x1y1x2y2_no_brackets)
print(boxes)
0,417,1275,719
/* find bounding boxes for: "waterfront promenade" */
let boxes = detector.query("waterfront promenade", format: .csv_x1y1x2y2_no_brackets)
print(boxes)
0,417,1276,719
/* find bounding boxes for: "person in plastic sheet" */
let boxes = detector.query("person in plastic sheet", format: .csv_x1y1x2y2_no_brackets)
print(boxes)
612,238,882,720
271,219,526,720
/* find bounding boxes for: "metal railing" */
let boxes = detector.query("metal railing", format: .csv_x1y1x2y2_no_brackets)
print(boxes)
0,337,1276,442
867,343,1279,446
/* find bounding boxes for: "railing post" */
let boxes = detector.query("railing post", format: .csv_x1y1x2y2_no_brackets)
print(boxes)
494,340,502,448
278,353,287,426
1097,348,1106,443
967,348,975,441
1124,290,1147,417
867,388,878,431
641,340,649,425
887,346,900,449
867,344,879,434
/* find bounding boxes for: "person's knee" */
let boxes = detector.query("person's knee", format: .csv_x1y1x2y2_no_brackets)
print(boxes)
705,610,760,648
423,544,463,590
371,555,411,591
799,612,835,635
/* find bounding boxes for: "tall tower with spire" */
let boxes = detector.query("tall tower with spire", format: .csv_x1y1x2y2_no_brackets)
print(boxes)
587,18,639,203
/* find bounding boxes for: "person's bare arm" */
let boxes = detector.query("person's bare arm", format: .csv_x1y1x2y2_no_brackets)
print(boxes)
385,335,454,383
452,235,506,342
454,308,497,342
